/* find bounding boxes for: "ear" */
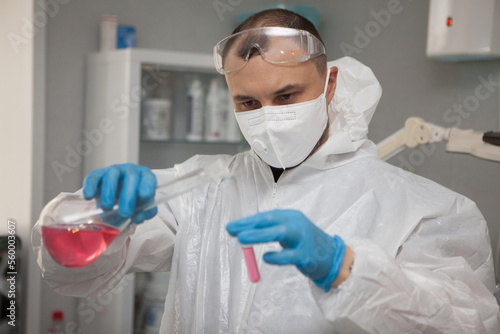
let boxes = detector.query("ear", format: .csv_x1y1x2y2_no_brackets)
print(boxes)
326,66,338,105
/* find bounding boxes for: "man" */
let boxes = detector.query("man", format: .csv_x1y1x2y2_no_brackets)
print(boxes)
33,9,500,333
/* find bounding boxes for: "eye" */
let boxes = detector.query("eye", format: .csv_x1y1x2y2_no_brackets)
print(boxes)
240,100,261,111
242,100,256,107
277,93,295,104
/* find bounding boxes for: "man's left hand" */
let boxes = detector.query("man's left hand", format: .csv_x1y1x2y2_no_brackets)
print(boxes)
226,209,346,292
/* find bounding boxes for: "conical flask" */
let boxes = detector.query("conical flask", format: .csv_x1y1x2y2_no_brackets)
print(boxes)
39,158,231,268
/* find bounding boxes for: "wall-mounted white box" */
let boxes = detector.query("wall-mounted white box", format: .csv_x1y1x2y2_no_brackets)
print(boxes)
427,0,500,61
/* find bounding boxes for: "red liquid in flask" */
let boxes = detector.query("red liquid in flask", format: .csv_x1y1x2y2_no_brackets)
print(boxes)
42,223,120,268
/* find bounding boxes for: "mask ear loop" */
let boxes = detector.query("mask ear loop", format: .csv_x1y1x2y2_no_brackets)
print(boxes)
323,67,331,96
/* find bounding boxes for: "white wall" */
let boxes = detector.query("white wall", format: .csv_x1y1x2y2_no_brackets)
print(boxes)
0,0,45,333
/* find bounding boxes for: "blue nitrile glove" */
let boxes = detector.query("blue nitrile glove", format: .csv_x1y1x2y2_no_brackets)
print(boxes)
83,163,158,224
226,209,346,292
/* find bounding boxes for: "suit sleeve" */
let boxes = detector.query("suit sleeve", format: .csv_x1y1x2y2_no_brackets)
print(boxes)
311,198,500,333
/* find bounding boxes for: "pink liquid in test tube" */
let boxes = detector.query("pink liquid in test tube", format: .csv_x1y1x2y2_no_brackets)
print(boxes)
242,246,260,282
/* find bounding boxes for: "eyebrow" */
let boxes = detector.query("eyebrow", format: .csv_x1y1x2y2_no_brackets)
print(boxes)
272,84,304,96
233,94,255,102
232,83,305,102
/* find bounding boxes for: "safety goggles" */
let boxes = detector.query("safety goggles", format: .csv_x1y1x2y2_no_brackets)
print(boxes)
213,27,326,74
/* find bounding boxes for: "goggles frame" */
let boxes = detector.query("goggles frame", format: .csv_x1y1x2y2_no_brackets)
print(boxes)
213,26,326,74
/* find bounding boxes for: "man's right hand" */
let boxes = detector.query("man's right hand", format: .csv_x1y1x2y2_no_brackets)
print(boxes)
83,163,158,224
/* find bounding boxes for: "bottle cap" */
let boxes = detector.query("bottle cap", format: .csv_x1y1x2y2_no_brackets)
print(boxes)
101,15,118,23
53,311,64,321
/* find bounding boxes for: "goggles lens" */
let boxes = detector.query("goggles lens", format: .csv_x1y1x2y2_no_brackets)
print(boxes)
214,27,326,74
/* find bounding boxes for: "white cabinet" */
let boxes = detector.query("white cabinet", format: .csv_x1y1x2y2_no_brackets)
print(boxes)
84,48,244,334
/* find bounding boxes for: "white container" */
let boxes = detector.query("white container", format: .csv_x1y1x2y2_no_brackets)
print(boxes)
204,78,225,141
186,76,204,141
142,98,172,141
427,0,500,60
100,15,118,51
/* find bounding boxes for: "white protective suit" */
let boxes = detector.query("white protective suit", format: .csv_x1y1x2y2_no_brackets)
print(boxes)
32,57,500,333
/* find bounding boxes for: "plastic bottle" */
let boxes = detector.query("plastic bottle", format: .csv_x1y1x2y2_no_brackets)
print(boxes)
186,76,204,141
141,99,172,140
100,15,117,51
117,25,136,49
204,78,225,141
141,75,172,141
48,310,64,334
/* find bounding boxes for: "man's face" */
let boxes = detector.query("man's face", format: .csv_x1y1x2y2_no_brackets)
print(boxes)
225,56,330,113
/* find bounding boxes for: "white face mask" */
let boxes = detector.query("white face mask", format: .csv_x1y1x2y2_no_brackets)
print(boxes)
235,71,330,169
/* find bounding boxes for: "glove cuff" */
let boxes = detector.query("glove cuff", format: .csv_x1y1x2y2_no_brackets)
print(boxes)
312,235,346,292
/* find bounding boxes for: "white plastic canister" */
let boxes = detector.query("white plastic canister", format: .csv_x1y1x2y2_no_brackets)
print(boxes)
142,98,172,141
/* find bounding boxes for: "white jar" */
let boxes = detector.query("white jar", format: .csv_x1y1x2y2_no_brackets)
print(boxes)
142,98,172,141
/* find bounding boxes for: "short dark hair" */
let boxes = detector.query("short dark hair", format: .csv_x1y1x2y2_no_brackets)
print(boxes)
232,8,327,75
